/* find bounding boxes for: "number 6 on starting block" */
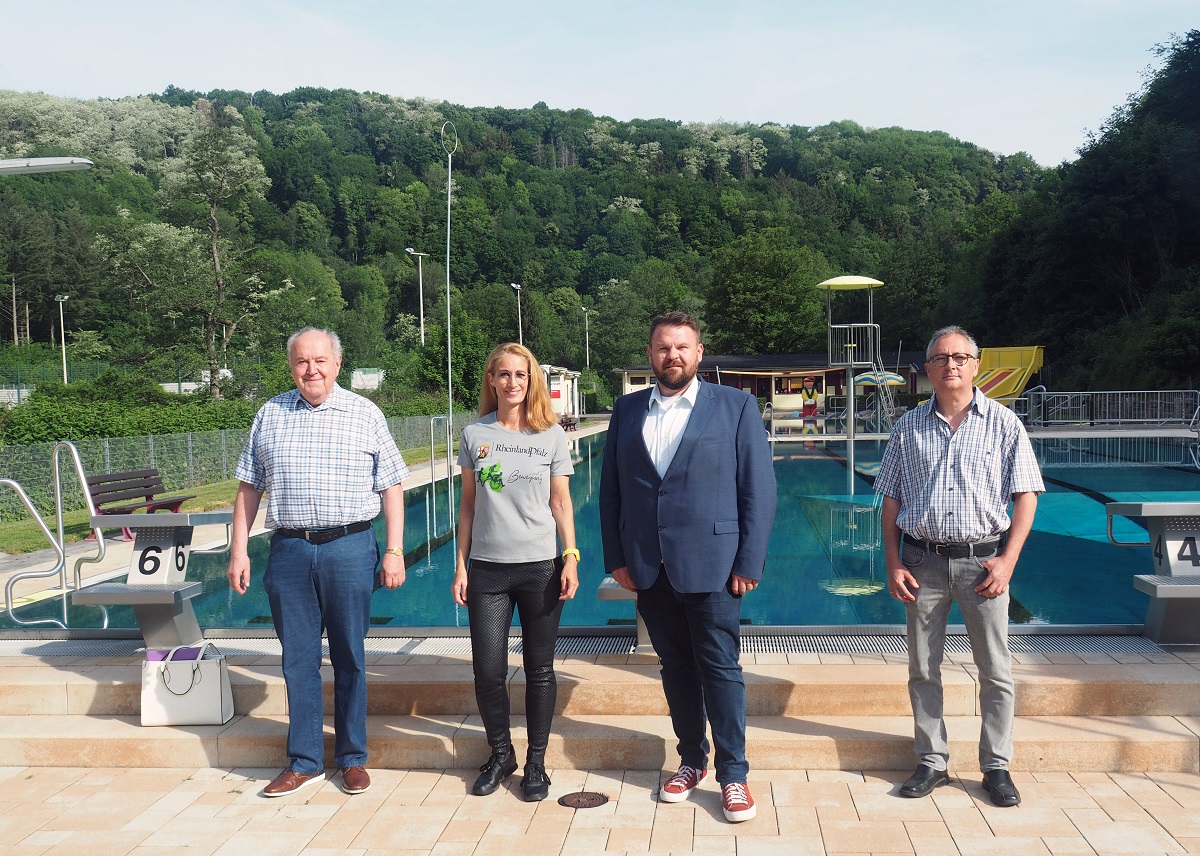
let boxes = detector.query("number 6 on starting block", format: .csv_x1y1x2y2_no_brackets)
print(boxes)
129,526,194,585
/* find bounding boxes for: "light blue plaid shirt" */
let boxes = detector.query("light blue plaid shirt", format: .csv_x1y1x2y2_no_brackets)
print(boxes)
234,384,409,530
875,388,1044,543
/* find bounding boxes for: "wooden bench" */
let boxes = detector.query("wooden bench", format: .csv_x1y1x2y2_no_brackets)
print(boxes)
87,469,196,541
560,416,578,431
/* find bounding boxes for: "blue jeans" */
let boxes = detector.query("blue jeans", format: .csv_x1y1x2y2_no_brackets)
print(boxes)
902,543,1014,772
264,528,377,775
636,568,748,786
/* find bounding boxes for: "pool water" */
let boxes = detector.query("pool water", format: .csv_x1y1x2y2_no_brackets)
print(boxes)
6,432,1198,631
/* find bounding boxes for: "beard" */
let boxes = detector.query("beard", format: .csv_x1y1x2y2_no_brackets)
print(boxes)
656,362,697,392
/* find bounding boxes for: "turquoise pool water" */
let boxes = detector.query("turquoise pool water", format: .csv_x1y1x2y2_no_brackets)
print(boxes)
6,432,1197,631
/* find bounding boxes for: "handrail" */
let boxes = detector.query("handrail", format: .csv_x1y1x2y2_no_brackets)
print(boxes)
2,478,68,628
3,441,110,629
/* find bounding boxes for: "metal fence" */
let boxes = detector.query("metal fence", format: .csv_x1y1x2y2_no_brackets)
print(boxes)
1024,389,1200,427
0,412,473,521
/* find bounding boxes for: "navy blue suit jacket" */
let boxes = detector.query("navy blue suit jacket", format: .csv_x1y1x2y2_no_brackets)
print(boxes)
599,379,777,593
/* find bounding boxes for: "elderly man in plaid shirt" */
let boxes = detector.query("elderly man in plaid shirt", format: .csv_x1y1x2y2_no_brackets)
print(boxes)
228,328,408,799
876,325,1044,808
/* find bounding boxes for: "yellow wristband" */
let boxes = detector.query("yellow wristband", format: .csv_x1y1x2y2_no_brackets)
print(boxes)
384,546,404,557
561,548,581,562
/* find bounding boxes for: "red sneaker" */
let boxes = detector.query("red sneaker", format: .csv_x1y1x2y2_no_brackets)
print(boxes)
659,764,707,803
722,781,756,822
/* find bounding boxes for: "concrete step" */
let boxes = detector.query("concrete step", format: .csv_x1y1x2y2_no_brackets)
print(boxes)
6,661,1200,718
1,712,1197,773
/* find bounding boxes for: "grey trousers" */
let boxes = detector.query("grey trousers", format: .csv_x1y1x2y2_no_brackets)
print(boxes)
902,543,1014,772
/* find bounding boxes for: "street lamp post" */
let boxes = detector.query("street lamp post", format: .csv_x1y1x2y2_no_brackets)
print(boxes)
404,247,428,344
581,306,591,368
510,283,523,344
54,295,69,383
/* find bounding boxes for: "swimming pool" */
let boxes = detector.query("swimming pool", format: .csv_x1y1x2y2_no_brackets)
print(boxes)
5,431,1197,632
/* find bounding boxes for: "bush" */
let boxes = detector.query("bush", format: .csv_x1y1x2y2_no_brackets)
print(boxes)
0,386,262,441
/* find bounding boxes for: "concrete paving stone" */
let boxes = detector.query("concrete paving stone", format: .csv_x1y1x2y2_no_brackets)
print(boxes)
977,804,1081,837
604,825,651,851
1009,781,1101,809
647,818,693,851
937,806,993,838
910,839,962,856
349,804,454,850
137,814,248,850
772,780,855,808
1041,837,1099,854
819,819,914,853
774,804,821,837
1065,807,1186,855
560,826,609,851
1145,772,1200,809
945,836,1051,855
1141,805,1200,839
211,828,323,855
849,782,945,821
41,830,150,853
737,835,828,855
689,834,738,852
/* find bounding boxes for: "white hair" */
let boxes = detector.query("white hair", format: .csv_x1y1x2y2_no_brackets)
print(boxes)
287,328,343,359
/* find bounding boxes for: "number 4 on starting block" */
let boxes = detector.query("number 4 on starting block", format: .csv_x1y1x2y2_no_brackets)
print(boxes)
130,526,194,585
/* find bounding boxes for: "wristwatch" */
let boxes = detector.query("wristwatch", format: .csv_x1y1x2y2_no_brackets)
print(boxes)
561,548,581,562
384,546,404,557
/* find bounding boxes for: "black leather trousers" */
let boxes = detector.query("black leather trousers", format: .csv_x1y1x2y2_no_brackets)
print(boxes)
467,559,564,764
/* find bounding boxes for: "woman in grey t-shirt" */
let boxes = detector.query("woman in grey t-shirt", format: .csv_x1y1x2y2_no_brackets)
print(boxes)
453,342,579,801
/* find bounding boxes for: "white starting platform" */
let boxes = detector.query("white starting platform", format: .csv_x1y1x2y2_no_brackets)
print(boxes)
72,511,233,649
597,577,655,655
1107,501,1200,645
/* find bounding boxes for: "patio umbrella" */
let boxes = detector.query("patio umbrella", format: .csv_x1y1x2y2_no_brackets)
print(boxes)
853,370,905,387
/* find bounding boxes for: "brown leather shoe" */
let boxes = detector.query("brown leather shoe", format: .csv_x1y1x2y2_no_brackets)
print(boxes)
263,769,325,798
340,765,371,794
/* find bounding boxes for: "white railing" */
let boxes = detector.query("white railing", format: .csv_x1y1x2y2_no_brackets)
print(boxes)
1024,389,1200,427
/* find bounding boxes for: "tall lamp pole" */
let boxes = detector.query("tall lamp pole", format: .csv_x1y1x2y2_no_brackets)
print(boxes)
404,247,428,344
510,283,523,344
581,306,591,368
54,295,69,383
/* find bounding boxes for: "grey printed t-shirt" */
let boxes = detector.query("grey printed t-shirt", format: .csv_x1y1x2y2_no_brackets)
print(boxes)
457,412,575,563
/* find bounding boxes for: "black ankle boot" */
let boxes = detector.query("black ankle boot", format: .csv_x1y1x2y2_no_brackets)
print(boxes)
471,747,517,796
522,762,551,801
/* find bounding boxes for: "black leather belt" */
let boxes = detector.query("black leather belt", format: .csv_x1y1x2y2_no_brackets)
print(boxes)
904,536,1002,559
276,520,372,544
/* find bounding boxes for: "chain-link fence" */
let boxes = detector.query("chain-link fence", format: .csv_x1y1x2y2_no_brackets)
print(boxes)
0,412,473,521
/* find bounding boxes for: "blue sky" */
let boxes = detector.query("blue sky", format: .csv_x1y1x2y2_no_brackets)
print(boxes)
1,0,1194,165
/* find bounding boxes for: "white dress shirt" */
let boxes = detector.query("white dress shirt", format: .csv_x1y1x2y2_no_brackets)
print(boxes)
642,377,700,479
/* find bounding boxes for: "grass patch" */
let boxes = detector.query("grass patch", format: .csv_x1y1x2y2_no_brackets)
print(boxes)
0,443,451,555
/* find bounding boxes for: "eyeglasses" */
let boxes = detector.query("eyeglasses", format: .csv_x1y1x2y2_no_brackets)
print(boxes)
926,353,975,367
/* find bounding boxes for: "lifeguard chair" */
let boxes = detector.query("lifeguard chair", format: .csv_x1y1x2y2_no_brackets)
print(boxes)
818,275,897,436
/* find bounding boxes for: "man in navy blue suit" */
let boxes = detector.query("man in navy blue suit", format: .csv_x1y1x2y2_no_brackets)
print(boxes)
600,311,777,823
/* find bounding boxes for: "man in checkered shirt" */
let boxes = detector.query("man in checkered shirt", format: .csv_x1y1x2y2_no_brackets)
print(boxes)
876,325,1044,808
227,328,409,799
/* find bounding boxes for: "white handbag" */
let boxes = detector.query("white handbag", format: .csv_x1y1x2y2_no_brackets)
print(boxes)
140,642,235,726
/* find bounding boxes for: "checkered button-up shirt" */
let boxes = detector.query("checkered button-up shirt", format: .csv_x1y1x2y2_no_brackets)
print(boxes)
234,384,409,530
875,388,1044,543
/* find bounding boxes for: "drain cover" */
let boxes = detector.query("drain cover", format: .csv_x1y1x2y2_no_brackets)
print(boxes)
558,791,609,809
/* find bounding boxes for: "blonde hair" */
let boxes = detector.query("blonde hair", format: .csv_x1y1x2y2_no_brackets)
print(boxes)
477,342,557,431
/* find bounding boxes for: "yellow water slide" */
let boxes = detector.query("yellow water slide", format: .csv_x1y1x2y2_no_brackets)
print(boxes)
975,346,1044,403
